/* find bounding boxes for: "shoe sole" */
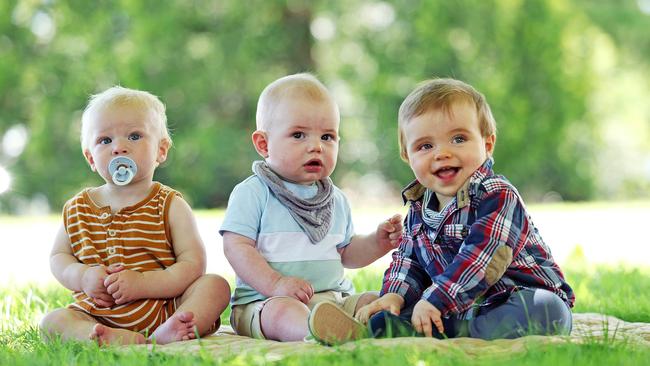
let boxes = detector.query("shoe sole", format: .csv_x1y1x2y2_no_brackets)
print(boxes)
308,301,367,345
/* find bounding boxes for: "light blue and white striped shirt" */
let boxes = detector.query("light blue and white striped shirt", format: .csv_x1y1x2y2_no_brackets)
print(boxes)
220,175,355,305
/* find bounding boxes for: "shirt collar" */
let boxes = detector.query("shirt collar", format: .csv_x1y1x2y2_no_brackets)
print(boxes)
401,157,495,208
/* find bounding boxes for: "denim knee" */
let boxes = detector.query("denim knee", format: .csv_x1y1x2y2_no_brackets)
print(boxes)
468,288,572,339
529,289,572,335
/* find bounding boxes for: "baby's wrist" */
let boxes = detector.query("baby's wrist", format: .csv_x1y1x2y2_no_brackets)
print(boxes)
265,272,283,295
78,264,94,291
79,264,91,282
383,292,405,304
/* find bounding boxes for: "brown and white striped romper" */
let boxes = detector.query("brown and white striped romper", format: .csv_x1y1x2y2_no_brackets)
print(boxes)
64,182,181,334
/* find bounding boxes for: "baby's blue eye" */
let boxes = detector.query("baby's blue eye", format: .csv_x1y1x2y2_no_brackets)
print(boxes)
321,134,335,141
292,132,305,139
452,135,467,144
128,133,142,141
419,143,433,151
99,137,112,145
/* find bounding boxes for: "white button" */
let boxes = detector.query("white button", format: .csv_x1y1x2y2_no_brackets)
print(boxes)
100,213,109,219
108,230,116,237
108,247,116,255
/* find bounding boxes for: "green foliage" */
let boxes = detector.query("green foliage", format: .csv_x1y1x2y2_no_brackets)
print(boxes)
316,0,599,201
1,0,316,211
1,0,649,213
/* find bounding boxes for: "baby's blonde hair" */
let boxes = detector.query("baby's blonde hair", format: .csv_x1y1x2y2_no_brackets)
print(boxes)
255,73,338,131
398,78,496,161
80,86,171,151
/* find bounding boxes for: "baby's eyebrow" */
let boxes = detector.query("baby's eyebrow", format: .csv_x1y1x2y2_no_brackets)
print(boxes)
448,127,470,134
408,136,430,148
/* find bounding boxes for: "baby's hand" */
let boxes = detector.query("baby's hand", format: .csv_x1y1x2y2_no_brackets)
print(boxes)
81,265,114,308
355,293,404,324
375,214,403,252
411,299,444,337
270,276,314,304
104,266,145,305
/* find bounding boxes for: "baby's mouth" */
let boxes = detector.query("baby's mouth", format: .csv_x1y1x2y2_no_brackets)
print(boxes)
434,166,459,179
305,159,322,167
304,159,323,172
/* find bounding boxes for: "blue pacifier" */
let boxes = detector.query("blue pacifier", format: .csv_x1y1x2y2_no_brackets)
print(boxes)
108,157,137,186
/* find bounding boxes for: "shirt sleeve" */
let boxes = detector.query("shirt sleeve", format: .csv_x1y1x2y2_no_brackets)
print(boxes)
380,213,432,307
218,178,266,241
423,187,527,316
335,190,355,249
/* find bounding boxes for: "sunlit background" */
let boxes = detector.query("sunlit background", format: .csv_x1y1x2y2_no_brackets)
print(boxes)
1,0,650,214
1,0,649,283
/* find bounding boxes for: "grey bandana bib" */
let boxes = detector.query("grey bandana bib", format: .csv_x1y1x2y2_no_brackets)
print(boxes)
252,161,334,244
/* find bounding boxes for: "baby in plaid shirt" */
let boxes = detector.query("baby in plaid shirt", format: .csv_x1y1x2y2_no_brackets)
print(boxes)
354,78,575,340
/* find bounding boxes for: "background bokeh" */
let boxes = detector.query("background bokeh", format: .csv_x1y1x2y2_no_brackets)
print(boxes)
1,0,649,214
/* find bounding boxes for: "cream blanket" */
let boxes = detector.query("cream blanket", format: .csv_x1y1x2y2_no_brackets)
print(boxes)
137,313,650,357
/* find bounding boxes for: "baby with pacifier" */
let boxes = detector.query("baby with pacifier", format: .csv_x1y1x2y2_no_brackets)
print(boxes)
40,86,230,345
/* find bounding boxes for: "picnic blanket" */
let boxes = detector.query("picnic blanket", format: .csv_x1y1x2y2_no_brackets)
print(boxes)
139,313,650,358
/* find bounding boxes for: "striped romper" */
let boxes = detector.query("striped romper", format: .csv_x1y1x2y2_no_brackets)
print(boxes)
64,182,181,334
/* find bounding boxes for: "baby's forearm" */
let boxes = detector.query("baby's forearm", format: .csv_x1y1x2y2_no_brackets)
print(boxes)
138,260,203,299
223,236,282,296
50,252,88,292
341,233,387,268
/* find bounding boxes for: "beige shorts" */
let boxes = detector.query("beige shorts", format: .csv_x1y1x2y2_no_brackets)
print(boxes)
231,291,373,339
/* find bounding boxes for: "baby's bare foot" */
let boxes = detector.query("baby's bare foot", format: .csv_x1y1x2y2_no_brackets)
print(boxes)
89,324,146,346
149,311,196,344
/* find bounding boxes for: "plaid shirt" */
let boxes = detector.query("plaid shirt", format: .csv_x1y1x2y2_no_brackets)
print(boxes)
381,158,575,319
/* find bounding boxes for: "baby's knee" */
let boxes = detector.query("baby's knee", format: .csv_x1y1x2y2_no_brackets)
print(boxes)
530,289,572,335
261,297,309,321
259,297,309,340
191,274,231,298
202,273,231,293
532,290,569,316
207,275,232,307
39,308,72,338
40,308,65,328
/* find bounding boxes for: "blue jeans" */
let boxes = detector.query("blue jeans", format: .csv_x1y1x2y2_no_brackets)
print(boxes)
368,288,572,340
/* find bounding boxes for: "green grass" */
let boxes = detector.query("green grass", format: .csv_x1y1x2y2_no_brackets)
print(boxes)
2,263,650,365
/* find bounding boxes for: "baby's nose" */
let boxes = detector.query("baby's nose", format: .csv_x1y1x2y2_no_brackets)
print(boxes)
434,147,451,160
112,142,128,155
309,139,323,152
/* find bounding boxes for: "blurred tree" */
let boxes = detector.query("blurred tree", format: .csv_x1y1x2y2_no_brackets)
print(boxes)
315,0,598,201
1,0,648,213
1,0,315,212
577,0,650,70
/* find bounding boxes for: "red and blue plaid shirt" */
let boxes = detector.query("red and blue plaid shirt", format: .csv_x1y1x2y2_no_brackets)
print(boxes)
381,158,575,319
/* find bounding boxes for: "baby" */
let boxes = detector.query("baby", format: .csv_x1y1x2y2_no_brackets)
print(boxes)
356,78,575,340
221,73,402,344
40,86,230,345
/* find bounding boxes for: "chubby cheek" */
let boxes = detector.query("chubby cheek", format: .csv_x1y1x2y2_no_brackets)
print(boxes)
266,154,293,175
412,160,431,183
327,152,338,172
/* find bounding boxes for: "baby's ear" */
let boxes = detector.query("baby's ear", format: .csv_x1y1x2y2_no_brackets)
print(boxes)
157,139,171,164
83,149,97,172
251,130,269,158
484,134,496,156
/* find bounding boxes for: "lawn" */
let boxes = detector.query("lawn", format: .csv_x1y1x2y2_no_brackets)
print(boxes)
2,201,650,365
2,259,650,365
